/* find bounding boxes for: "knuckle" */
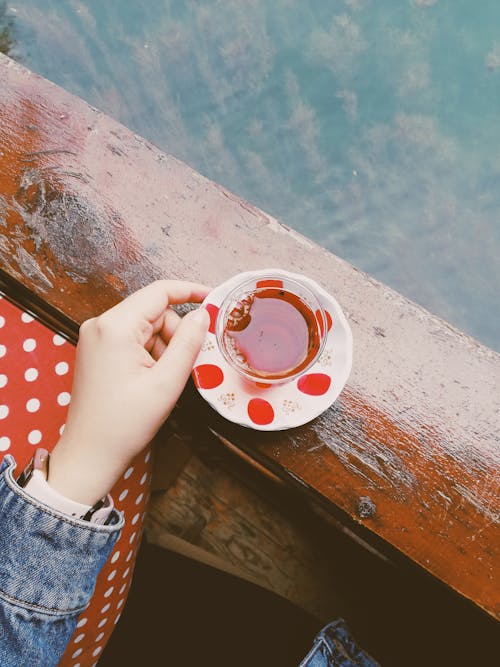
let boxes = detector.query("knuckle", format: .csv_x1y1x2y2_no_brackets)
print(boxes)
151,278,171,294
139,319,153,340
93,313,118,338
78,317,96,338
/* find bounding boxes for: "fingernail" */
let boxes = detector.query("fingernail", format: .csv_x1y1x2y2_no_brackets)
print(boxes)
190,307,210,327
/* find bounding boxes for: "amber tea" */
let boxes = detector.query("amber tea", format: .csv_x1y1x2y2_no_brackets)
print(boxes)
221,287,322,381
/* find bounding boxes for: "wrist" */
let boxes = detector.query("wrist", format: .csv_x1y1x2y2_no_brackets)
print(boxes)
17,448,114,524
49,436,124,506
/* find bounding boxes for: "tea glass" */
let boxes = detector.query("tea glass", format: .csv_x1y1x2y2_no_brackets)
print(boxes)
215,274,328,385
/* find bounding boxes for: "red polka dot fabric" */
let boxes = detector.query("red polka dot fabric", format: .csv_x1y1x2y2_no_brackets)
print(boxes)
0,293,151,667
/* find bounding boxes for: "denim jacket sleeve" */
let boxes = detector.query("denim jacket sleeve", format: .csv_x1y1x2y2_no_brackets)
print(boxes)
0,455,124,667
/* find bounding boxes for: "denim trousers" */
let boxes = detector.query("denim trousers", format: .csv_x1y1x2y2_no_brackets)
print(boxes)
300,619,379,667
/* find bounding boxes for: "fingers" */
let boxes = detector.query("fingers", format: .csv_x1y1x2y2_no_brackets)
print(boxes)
160,307,183,340
152,307,209,398
145,308,181,356
105,280,211,326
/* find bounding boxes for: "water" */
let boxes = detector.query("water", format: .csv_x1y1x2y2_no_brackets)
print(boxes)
2,0,499,351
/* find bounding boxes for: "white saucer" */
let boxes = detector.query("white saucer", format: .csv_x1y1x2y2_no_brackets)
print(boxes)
192,269,353,431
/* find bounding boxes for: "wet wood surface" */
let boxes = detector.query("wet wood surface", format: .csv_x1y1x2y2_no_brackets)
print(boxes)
1,54,499,619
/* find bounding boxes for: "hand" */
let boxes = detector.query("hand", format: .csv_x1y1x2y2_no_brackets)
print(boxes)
48,280,210,505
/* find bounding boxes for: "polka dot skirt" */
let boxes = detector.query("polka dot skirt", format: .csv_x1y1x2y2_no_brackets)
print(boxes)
0,294,151,666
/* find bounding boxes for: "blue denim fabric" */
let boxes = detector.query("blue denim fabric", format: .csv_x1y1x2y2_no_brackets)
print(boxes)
0,455,123,667
300,619,380,667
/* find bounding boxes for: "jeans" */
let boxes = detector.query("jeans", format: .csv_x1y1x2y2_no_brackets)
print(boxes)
300,619,380,667
0,455,123,667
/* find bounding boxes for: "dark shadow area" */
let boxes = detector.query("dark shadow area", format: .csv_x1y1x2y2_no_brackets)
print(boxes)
100,538,498,667
99,542,320,667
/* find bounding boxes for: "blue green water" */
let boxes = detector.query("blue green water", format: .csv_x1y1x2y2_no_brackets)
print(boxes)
3,0,499,350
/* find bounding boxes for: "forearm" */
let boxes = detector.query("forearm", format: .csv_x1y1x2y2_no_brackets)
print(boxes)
0,455,123,667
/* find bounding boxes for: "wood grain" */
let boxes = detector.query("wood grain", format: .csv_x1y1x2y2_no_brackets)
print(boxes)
146,439,348,622
0,53,498,619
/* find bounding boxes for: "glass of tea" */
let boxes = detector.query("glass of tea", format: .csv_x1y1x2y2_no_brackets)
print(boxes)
216,273,328,384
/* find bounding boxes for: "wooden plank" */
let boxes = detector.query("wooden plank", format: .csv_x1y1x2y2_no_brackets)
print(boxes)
0,53,498,619
145,425,350,622
146,415,400,622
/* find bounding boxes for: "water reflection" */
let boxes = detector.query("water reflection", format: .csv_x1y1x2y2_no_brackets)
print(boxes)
0,1,15,55
3,0,500,350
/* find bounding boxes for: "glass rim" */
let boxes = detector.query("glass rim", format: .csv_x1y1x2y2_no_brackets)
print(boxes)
215,274,328,385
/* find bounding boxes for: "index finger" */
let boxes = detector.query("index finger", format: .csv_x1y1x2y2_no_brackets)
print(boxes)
105,280,211,324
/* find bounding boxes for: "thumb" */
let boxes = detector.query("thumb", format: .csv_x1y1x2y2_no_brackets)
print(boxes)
152,307,210,395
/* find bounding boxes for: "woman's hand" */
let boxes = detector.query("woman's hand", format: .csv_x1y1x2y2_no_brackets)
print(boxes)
48,280,210,505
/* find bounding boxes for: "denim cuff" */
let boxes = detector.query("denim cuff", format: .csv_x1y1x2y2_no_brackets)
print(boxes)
0,455,124,615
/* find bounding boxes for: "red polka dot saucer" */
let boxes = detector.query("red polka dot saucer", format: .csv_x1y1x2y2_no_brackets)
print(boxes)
192,269,353,431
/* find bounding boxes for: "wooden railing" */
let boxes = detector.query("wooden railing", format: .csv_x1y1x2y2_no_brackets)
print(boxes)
0,52,498,621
